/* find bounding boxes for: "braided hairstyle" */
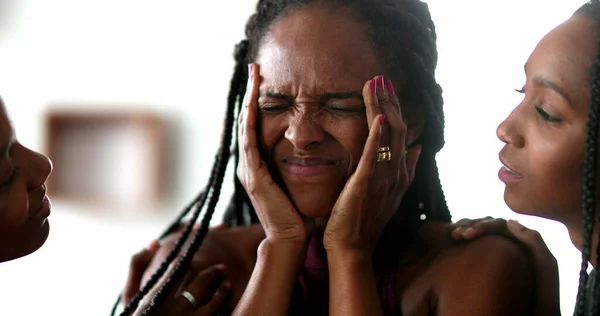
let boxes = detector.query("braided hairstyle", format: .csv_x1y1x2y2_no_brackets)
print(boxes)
111,0,449,314
571,1,600,315
225,0,450,226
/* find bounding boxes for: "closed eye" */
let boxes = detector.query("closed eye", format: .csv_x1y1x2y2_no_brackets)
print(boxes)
535,106,561,123
259,104,290,114
326,105,365,115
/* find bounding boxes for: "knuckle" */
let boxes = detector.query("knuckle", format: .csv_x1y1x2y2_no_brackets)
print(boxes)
455,219,470,225
398,121,408,133
242,140,251,152
529,229,542,240
212,291,227,305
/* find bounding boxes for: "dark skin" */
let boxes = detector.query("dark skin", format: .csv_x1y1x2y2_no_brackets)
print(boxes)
497,16,598,257
0,98,53,263
449,14,600,316
144,224,533,315
134,4,534,315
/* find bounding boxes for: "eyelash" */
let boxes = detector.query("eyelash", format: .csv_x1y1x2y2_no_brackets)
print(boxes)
259,104,363,115
535,106,561,123
326,106,363,115
515,87,561,123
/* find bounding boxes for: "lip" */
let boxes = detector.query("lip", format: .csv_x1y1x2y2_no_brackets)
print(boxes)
282,156,336,177
498,155,523,183
30,195,51,222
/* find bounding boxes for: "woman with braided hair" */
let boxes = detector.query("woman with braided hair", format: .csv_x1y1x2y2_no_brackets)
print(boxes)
113,0,536,315
451,1,600,315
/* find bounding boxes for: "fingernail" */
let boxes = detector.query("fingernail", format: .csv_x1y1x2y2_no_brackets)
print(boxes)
507,219,525,230
379,114,385,126
147,240,159,251
223,280,232,289
452,227,462,233
248,64,253,76
376,75,385,91
370,79,377,94
386,80,395,95
463,227,475,237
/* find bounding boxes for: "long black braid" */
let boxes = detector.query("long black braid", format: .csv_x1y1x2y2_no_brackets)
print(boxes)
572,1,600,315
110,47,246,316
112,0,450,314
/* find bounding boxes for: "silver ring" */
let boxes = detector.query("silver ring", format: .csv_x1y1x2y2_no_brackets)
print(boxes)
180,290,198,307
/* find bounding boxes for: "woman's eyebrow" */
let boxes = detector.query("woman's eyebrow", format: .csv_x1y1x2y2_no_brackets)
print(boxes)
263,91,295,103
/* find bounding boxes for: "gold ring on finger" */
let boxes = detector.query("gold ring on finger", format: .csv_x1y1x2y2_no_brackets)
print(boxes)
377,147,392,163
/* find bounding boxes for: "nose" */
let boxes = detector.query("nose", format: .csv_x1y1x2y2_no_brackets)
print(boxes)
14,144,53,192
284,112,325,151
497,108,525,148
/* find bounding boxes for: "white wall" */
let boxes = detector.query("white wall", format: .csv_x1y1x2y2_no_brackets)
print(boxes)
0,0,587,315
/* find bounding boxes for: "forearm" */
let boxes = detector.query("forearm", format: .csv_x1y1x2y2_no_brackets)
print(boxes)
232,240,305,316
328,251,384,316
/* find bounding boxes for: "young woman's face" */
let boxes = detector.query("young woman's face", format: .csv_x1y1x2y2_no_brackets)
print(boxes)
254,4,387,218
0,99,53,262
497,16,597,224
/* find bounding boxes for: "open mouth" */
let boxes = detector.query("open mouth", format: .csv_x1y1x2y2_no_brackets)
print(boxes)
502,164,519,175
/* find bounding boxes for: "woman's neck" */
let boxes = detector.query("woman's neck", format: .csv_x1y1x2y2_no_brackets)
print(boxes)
564,212,599,268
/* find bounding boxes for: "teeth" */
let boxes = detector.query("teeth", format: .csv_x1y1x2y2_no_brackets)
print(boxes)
503,165,517,174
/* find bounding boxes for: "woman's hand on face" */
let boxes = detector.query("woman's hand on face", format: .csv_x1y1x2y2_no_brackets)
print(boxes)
133,263,231,316
323,76,422,255
237,64,310,248
451,218,560,316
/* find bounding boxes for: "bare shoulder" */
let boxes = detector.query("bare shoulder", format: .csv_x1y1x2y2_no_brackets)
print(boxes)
428,223,535,315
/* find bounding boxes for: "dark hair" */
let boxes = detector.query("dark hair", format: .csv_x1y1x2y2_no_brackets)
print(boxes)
572,1,600,315
111,0,450,314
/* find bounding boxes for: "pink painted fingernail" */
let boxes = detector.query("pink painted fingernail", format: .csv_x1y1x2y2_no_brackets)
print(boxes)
370,79,377,94
386,80,395,95
376,75,385,91
379,115,385,126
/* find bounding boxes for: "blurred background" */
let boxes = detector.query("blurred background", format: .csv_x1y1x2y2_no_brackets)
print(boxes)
0,0,586,315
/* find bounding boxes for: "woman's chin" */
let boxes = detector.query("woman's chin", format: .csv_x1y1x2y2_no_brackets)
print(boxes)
293,198,335,219
0,220,50,263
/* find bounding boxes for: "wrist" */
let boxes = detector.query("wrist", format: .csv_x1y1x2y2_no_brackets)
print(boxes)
326,248,373,272
258,238,307,271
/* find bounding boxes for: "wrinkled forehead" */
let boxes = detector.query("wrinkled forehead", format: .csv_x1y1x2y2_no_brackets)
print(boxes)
255,4,384,93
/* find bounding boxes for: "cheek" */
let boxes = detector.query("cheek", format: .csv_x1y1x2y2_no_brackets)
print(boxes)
529,139,584,197
329,118,369,169
259,116,285,157
0,189,30,233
